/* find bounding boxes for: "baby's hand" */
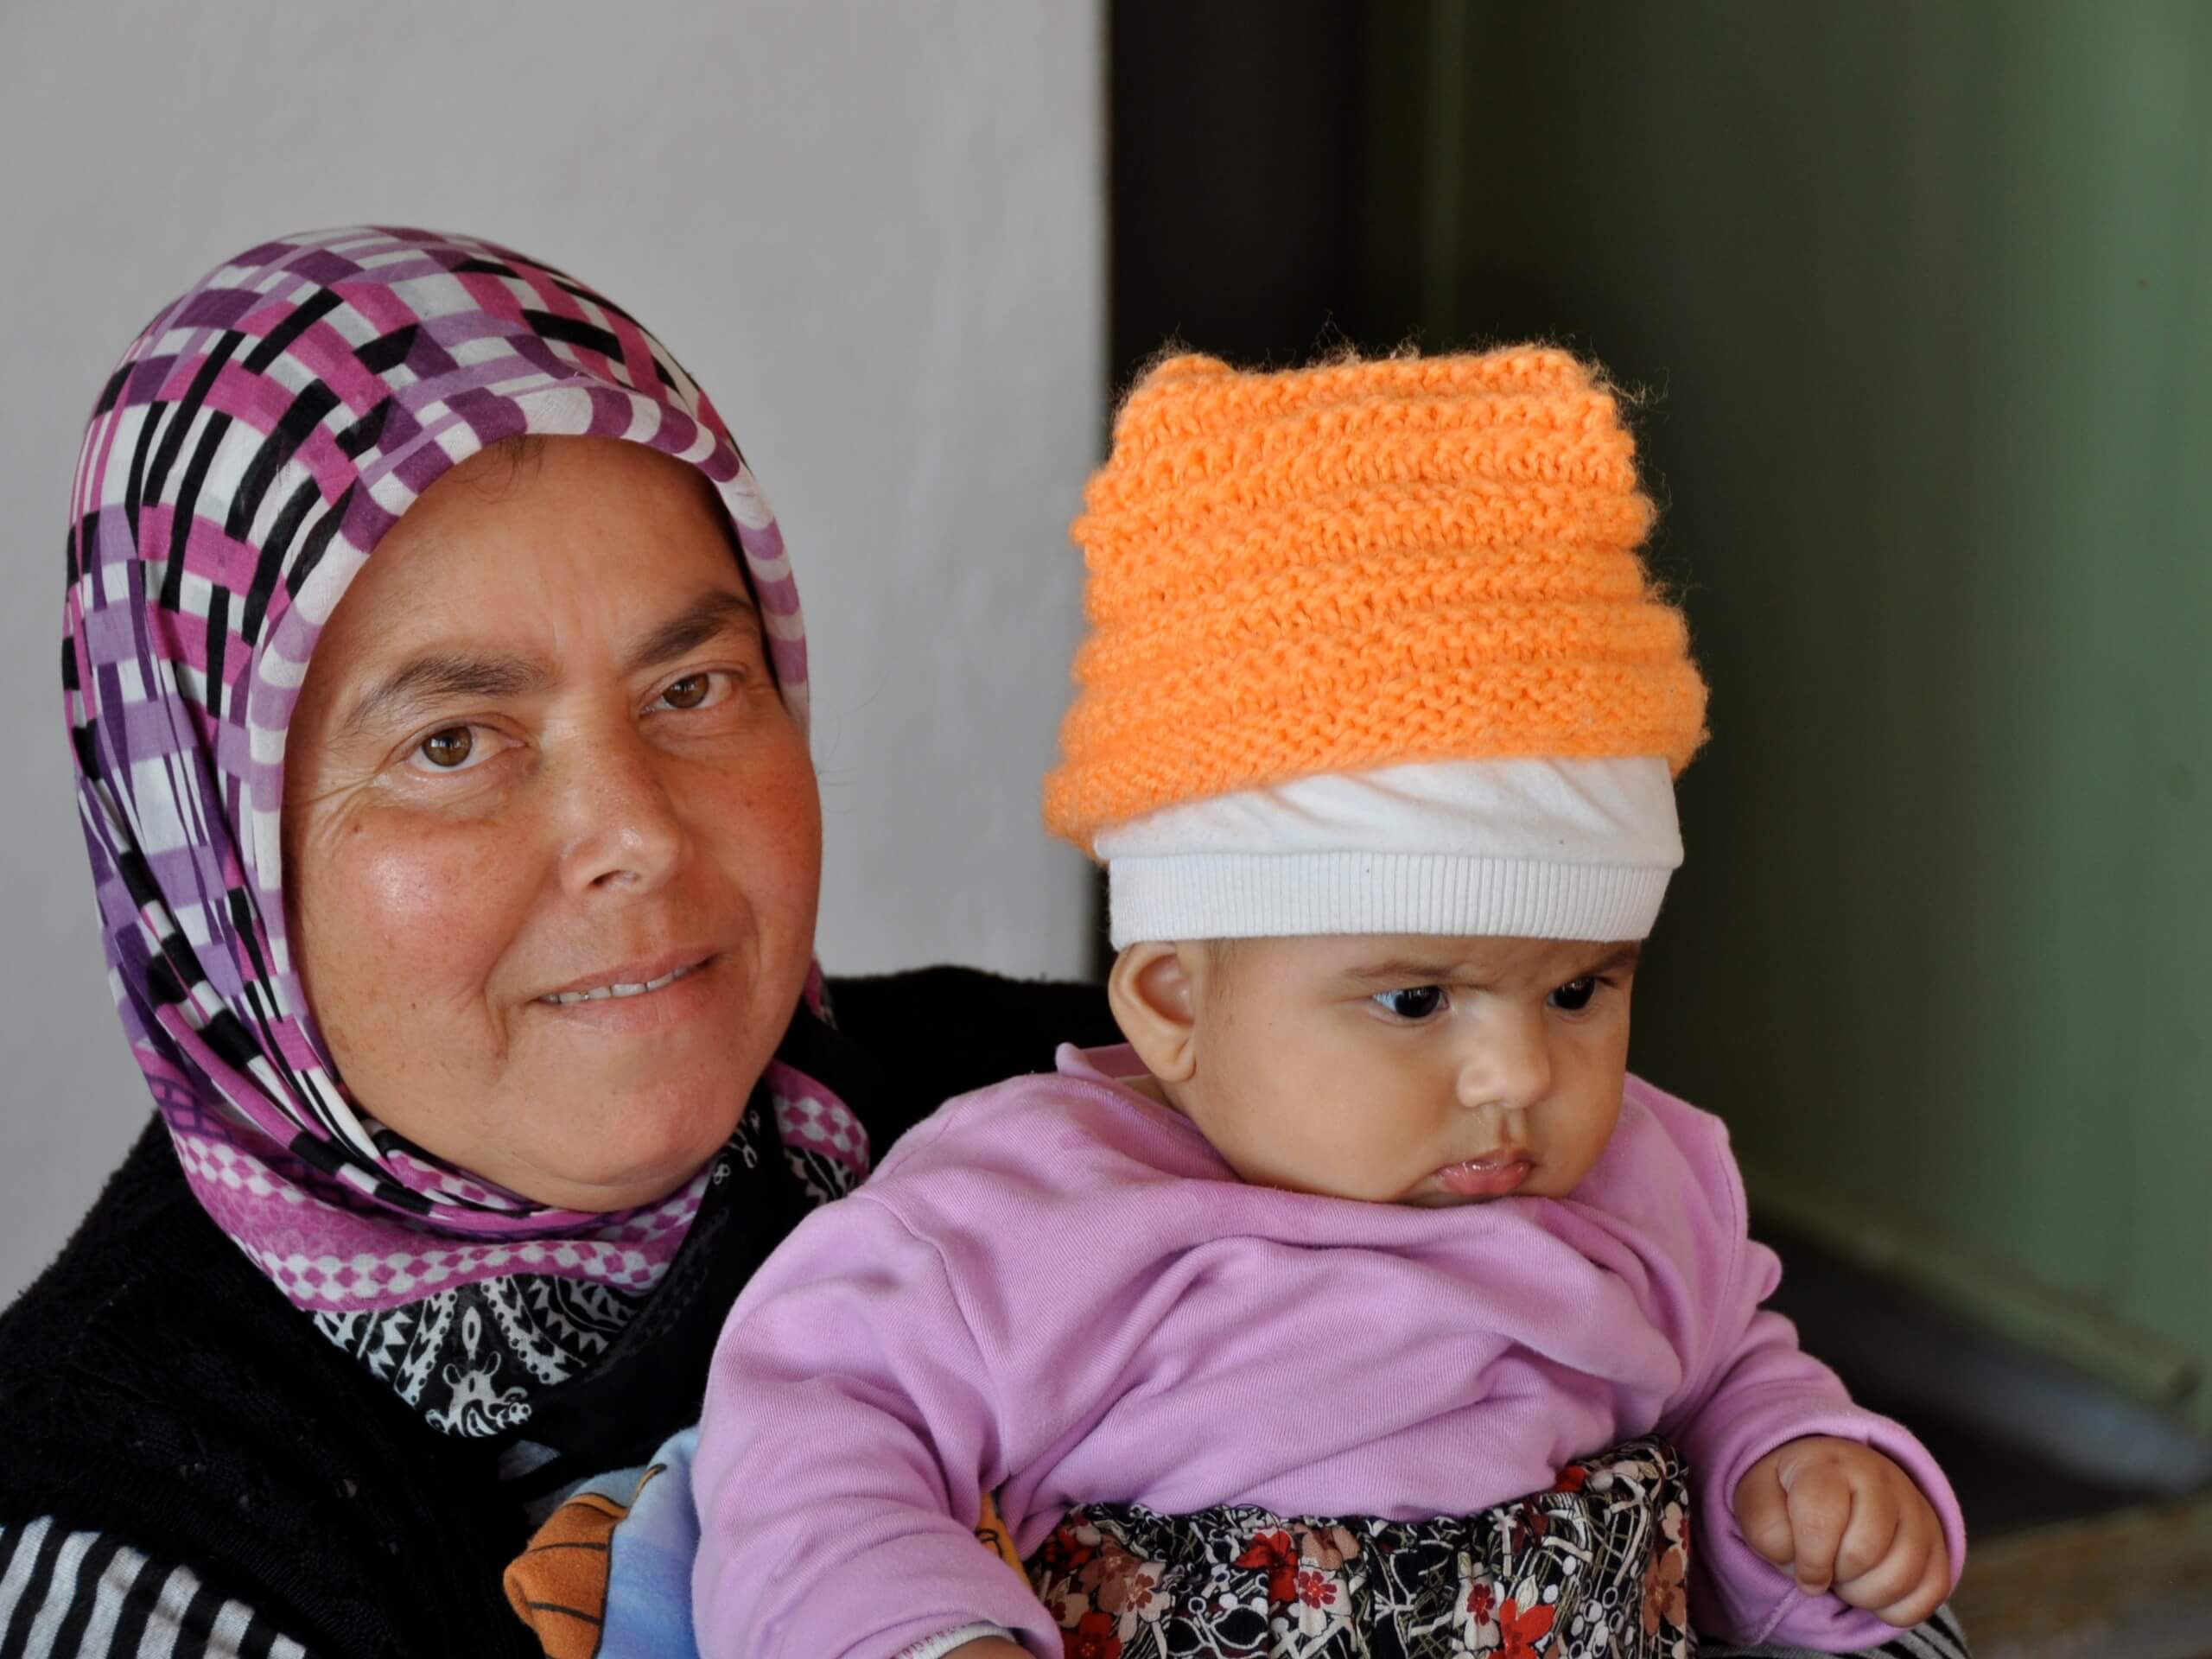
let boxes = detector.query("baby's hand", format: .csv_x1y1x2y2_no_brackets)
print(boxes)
1732,1436,1948,1627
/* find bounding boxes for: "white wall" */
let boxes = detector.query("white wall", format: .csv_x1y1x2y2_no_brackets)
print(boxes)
0,1,1105,1304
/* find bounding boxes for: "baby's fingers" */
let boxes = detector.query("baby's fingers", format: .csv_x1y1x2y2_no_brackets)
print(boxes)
1830,1484,1900,1587
1778,1465,1855,1592
1872,1554,1951,1630
1876,1553,1952,1630
1833,1521,1925,1612
1731,1460,1797,1569
1843,1502,1950,1628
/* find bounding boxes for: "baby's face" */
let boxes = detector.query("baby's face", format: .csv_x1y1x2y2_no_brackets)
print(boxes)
1173,934,1638,1206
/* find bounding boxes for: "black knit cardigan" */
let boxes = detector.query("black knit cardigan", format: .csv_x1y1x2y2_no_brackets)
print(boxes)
0,967,1117,1659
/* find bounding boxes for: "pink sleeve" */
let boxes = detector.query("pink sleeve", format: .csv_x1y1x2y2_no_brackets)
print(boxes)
1661,1157,1967,1648
690,1194,1058,1659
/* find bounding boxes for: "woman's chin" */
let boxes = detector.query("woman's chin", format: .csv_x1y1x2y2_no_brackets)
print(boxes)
503,1154,719,1213
495,1097,747,1212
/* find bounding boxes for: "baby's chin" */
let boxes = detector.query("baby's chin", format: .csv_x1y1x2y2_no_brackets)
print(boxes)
1393,1185,1529,1210
1395,1189,1496,1209
1227,1161,1573,1209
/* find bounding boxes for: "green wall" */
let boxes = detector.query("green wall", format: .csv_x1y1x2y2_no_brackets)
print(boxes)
1368,1,2210,1423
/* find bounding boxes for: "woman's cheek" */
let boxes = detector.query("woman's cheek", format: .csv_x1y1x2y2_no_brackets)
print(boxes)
713,733,824,951
321,809,538,1052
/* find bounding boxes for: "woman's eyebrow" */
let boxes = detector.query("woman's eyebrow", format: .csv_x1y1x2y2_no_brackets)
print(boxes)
338,589,760,738
620,588,760,675
341,653,550,737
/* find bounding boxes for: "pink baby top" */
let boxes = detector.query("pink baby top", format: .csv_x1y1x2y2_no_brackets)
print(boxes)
693,1045,1964,1659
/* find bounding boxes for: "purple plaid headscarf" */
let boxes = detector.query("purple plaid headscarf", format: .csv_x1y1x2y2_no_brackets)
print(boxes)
61,229,868,1422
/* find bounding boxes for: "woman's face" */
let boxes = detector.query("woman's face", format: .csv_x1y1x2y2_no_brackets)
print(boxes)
283,436,822,1211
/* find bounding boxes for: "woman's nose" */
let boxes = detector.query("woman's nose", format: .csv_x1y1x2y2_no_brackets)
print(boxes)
1454,1007,1554,1116
553,726,690,896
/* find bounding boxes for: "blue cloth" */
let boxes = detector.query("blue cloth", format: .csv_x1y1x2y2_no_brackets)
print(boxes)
591,1427,703,1659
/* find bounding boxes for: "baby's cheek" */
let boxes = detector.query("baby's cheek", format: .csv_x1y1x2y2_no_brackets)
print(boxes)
1539,1092,1628,1194
1303,1109,1425,1201
1215,1085,1357,1198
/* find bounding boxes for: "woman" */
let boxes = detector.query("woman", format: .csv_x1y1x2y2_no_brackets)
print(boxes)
0,226,1117,1657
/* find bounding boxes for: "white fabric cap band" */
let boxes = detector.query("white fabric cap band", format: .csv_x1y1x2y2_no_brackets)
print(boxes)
1096,757,1682,948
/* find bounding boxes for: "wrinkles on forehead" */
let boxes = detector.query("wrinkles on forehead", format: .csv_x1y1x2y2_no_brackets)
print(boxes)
340,653,550,740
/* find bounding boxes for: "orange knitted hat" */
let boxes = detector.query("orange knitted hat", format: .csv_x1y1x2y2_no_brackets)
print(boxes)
1042,347,1707,855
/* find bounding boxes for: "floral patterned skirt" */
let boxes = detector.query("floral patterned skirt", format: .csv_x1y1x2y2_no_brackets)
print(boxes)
1025,1437,1693,1659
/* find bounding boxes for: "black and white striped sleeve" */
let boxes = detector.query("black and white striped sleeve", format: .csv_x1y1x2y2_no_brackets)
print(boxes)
0,1518,309,1659
1705,1602,1972,1658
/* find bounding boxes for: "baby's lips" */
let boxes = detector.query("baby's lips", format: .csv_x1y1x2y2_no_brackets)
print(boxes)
1433,1153,1533,1198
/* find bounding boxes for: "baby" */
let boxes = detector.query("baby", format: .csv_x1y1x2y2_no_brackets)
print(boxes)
690,350,1965,1659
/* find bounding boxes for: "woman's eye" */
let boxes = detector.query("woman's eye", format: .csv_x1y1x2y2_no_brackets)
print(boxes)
653,671,737,713
1549,976,1599,1012
1373,986,1446,1021
659,672,712,710
416,727,476,770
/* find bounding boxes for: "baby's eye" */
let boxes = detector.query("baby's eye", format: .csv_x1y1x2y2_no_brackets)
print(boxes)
1548,976,1599,1012
1372,986,1446,1021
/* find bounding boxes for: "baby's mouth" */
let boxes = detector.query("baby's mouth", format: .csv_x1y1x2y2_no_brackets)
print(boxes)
1433,1151,1533,1199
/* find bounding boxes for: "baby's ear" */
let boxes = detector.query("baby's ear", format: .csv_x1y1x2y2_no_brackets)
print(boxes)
1107,941,1201,1083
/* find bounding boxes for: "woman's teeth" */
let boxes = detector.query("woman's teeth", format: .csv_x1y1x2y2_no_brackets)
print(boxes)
540,963,697,1006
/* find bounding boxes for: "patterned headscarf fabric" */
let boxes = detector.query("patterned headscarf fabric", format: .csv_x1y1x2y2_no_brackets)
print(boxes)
61,226,868,1433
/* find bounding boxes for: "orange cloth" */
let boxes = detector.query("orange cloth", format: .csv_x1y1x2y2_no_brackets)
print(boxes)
505,1479,1027,1658
1043,348,1707,853
504,1471,658,1659
973,1489,1026,1574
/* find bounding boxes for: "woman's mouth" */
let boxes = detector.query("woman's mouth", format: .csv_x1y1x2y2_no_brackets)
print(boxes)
539,963,696,1005
531,952,727,1038
537,952,717,1007
1433,1152,1533,1198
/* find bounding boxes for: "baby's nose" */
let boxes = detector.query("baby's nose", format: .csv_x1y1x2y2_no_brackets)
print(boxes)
1453,1013,1554,1115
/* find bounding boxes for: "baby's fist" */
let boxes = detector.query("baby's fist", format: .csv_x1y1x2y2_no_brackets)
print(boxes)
1732,1437,1948,1627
